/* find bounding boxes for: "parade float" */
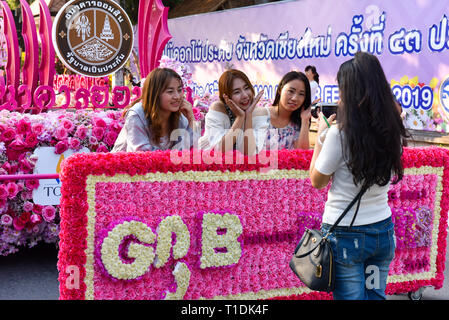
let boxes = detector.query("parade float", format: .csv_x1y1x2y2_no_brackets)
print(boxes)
0,0,448,300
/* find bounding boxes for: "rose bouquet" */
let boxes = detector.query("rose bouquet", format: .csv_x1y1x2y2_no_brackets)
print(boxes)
0,109,124,255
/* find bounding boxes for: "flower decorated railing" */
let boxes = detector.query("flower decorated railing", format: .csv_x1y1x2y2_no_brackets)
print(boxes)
0,109,125,255
57,147,448,300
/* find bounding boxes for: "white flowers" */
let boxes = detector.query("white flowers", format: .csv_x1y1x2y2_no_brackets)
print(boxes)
200,212,243,269
99,211,244,289
164,262,191,300
155,215,190,268
100,220,156,280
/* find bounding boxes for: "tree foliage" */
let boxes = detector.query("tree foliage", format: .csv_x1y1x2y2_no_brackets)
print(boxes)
122,0,184,25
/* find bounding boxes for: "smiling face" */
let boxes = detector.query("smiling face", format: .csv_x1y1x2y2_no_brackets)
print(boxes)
230,77,254,110
279,79,306,112
159,77,183,113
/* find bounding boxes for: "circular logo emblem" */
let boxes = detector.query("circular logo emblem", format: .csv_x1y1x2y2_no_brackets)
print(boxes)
440,76,449,115
52,0,133,77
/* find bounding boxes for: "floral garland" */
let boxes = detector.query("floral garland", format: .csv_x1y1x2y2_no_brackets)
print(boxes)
0,109,124,256
58,147,449,300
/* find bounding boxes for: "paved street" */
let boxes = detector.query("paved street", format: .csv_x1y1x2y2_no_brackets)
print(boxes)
1,235,448,300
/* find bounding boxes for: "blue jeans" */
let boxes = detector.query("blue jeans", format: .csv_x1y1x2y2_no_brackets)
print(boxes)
321,217,396,300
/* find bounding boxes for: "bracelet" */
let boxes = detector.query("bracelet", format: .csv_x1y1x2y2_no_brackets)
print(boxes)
317,128,329,146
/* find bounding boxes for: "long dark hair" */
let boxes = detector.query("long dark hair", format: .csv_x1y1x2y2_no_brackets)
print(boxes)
305,65,319,84
337,51,409,189
123,68,182,145
272,71,311,127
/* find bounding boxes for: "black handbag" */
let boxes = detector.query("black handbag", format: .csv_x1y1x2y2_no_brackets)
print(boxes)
289,187,367,292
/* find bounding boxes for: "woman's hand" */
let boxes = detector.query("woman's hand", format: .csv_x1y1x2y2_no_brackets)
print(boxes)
245,90,264,116
301,106,312,124
223,94,245,119
179,98,195,123
317,111,336,135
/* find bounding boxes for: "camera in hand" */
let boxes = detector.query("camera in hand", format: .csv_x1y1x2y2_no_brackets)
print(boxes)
311,102,338,119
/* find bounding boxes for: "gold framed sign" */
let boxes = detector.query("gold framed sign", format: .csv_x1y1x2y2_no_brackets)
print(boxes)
52,0,133,77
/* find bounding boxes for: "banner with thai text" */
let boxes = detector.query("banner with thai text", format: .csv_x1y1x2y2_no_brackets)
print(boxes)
163,0,449,133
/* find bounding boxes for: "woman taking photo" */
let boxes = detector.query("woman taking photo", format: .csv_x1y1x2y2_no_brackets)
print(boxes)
265,71,311,150
198,69,268,156
309,52,408,300
112,68,198,152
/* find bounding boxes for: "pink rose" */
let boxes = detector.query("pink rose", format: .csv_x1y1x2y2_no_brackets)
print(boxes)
103,131,118,147
31,123,44,136
96,143,109,153
93,117,107,128
42,205,56,222
13,217,26,231
19,158,34,172
20,190,33,201
8,163,19,174
6,182,19,199
54,127,68,140
61,119,75,133
109,120,123,133
1,214,13,226
92,127,105,140
24,132,38,148
6,138,27,162
69,137,81,150
32,204,42,214
25,179,39,190
55,140,69,154
30,213,42,224
1,128,16,142
23,201,34,212
17,119,32,135
75,125,88,140
192,107,203,121
89,136,98,145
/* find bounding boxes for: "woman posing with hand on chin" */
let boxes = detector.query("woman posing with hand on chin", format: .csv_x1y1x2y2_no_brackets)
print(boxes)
264,71,312,150
198,69,268,155
112,68,199,152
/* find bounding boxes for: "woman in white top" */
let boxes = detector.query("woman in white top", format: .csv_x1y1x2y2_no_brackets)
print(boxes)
112,68,198,152
305,65,320,105
198,69,269,155
265,71,312,150
309,52,409,300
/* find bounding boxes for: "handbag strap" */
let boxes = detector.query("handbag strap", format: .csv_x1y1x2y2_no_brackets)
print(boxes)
326,185,368,235
294,186,368,259
348,188,364,228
